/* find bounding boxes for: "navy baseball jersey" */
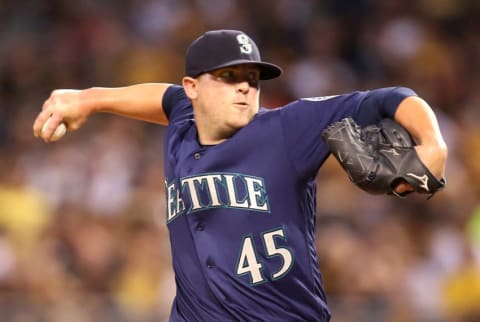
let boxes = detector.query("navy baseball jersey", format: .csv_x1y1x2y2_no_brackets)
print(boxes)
162,85,415,321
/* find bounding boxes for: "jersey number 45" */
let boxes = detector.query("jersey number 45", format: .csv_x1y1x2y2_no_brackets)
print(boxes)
235,228,294,285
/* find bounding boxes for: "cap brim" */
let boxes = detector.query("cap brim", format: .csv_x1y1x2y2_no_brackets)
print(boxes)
201,59,282,80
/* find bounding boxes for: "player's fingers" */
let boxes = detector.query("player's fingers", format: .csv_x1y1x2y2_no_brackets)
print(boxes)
34,90,65,138
33,109,52,138
33,92,56,137
40,112,64,143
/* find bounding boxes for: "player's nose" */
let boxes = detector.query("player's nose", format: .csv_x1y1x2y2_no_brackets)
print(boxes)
236,80,250,94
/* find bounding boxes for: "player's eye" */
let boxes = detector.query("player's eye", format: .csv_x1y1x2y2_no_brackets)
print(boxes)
211,69,260,88
218,70,236,81
246,71,260,88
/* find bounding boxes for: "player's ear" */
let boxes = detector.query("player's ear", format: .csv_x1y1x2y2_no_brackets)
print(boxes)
182,76,198,100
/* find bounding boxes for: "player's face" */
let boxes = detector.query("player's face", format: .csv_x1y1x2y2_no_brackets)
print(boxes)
193,64,261,141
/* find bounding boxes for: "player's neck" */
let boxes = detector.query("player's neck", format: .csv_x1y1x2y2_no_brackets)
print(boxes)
196,130,228,146
195,122,234,146
191,112,221,144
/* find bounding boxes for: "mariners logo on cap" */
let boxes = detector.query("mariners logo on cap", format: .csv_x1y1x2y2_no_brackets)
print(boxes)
185,29,282,79
236,34,253,54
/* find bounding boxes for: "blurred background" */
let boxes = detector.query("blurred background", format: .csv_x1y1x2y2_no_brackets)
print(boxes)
0,0,479,321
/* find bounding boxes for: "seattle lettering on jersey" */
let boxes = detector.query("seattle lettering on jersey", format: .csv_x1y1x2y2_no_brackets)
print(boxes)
165,172,270,222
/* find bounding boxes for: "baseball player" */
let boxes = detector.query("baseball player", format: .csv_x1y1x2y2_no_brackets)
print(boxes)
33,30,447,321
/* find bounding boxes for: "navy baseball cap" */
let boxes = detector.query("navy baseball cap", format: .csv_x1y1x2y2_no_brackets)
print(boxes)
185,30,282,80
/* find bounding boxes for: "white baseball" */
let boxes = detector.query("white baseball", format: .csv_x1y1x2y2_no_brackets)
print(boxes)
42,117,67,141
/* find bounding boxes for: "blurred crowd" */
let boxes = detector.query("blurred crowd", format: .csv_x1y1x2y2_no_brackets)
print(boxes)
1,0,480,321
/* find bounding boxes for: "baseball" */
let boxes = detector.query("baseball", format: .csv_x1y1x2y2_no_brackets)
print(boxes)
42,117,67,141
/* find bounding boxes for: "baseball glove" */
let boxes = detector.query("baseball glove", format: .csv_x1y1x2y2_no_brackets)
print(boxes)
321,117,445,198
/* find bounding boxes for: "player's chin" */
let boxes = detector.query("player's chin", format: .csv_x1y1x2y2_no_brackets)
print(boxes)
233,114,254,128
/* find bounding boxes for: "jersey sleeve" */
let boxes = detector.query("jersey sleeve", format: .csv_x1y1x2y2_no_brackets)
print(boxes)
162,84,194,123
354,86,417,126
279,87,417,178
